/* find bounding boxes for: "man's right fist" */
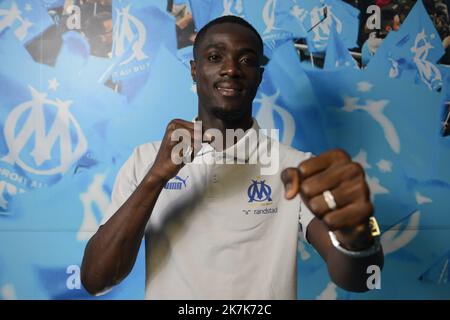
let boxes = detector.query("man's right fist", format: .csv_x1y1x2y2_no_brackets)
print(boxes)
148,119,202,182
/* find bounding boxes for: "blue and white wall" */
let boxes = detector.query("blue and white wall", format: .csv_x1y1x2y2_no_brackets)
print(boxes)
0,0,449,299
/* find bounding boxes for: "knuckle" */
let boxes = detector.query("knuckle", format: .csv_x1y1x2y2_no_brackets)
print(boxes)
309,197,322,214
358,201,374,219
351,162,365,177
350,175,369,198
323,215,337,230
300,181,313,197
332,149,350,162
360,181,370,199
297,162,307,176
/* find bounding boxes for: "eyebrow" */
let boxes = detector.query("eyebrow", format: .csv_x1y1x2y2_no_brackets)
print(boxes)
202,42,258,56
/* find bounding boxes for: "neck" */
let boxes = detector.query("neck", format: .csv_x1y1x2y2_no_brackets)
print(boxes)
198,106,253,148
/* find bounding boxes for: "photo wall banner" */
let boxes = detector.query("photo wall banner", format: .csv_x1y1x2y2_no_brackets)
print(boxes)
0,0,449,299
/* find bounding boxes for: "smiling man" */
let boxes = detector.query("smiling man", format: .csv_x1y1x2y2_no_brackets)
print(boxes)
81,15,383,299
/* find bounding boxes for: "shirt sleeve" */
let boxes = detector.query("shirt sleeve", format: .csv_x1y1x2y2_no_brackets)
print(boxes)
100,148,140,226
284,147,316,244
299,200,315,243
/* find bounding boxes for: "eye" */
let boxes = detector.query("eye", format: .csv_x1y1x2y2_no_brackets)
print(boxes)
241,57,250,64
208,53,221,62
240,56,258,66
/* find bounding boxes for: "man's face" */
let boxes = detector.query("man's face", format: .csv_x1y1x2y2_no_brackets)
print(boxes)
101,19,113,44
190,23,263,118
392,15,400,31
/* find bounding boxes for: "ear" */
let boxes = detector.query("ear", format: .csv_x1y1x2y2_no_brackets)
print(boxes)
190,60,197,83
258,66,264,86
258,54,267,87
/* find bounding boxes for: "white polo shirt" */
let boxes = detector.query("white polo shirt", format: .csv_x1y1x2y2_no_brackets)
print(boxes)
104,120,315,299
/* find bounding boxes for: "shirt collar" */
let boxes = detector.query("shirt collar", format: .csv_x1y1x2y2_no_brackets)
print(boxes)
195,118,261,163
221,118,260,162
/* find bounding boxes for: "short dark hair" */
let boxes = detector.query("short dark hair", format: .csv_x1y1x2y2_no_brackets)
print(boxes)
193,15,264,61
380,6,398,30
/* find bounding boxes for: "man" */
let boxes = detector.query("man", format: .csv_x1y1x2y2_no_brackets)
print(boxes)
81,15,383,299
362,5,401,66
82,11,113,58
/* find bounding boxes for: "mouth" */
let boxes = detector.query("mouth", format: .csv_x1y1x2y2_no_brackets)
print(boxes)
214,82,244,97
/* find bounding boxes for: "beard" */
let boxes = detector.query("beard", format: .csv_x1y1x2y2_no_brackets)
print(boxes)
210,104,252,123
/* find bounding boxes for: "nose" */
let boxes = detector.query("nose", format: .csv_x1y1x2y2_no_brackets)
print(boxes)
219,58,242,78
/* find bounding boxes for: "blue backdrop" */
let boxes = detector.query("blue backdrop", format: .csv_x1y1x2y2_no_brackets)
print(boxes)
0,0,449,299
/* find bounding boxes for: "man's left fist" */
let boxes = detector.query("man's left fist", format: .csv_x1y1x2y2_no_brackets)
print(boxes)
281,149,374,250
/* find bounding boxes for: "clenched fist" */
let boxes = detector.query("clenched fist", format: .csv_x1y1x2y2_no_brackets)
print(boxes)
281,149,375,251
149,119,202,183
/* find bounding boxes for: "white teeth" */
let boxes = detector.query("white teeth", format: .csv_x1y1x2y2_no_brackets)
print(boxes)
218,87,238,91
216,86,241,96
